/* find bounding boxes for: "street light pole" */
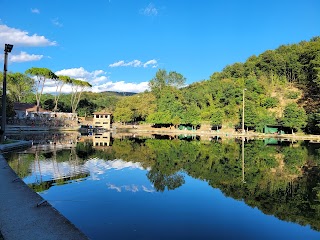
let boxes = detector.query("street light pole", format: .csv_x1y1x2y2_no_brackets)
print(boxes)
1,44,14,143
242,88,246,134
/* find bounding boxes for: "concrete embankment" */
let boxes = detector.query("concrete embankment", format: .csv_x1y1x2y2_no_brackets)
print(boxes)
0,141,89,240
122,126,320,142
6,125,80,133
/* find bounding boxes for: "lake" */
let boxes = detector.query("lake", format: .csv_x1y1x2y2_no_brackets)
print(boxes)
5,132,320,240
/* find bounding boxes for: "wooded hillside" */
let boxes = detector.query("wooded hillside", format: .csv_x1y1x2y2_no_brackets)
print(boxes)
1,36,319,133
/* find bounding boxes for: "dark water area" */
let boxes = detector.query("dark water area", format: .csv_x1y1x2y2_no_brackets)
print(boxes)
5,133,320,240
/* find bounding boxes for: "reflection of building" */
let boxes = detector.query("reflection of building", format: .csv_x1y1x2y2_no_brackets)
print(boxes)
93,131,112,147
93,112,112,130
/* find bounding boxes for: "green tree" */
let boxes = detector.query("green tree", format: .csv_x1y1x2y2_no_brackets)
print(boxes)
53,75,72,112
77,99,97,117
25,67,57,112
210,107,224,126
7,72,34,103
149,69,186,96
113,107,133,123
70,79,92,115
282,103,307,134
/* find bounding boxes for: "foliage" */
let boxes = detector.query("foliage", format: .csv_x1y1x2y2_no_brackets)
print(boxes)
7,72,34,103
285,91,300,99
70,79,92,114
113,92,156,123
149,69,186,97
3,36,320,133
25,67,57,112
52,75,72,112
261,97,279,108
7,136,320,230
282,103,308,133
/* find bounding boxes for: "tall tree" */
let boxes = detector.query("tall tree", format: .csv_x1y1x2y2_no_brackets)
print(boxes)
282,103,307,134
53,75,72,112
25,67,57,112
7,72,34,103
149,69,186,96
70,79,92,115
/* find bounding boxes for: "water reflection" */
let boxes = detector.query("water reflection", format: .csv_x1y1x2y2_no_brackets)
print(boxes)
5,133,320,239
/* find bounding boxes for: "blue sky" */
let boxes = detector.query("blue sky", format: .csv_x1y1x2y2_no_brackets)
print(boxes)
1,0,319,93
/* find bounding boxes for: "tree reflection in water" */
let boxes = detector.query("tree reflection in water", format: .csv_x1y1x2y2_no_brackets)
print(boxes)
6,135,320,232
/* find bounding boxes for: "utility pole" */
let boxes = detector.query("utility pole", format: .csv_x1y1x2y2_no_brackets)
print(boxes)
242,88,246,134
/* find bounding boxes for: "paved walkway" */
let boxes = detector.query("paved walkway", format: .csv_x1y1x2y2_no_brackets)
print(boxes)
0,141,89,240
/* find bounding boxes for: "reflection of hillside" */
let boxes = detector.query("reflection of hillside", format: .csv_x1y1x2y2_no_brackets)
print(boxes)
7,136,320,231
90,138,320,231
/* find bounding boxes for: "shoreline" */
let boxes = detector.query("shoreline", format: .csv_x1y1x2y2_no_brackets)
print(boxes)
116,126,320,142
5,122,320,141
1,128,320,239
0,141,89,240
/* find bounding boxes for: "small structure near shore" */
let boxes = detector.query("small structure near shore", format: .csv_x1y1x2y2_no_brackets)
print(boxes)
93,111,112,130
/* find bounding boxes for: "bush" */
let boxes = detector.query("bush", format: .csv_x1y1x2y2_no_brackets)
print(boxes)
261,97,279,108
285,91,299,99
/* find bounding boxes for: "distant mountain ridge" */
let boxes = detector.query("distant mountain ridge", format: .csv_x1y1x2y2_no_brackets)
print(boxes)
100,91,137,97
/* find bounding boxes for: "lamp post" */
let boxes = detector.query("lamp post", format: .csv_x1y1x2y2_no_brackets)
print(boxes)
242,88,247,134
1,44,14,143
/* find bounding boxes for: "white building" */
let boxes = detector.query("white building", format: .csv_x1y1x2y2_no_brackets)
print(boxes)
93,112,112,130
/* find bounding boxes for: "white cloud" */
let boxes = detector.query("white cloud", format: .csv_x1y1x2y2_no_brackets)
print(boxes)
143,59,157,68
109,59,157,68
9,51,43,62
52,67,149,94
140,3,158,16
109,60,125,67
128,59,142,67
0,24,57,47
107,183,155,193
52,18,63,27
93,70,105,77
109,60,142,67
142,185,155,193
107,184,122,192
55,67,103,80
92,81,149,93
29,160,88,182
31,8,40,14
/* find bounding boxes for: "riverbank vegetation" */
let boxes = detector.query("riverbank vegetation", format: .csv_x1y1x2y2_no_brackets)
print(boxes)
1,36,320,133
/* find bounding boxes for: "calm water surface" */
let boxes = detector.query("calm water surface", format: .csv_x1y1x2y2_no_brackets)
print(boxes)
5,133,320,240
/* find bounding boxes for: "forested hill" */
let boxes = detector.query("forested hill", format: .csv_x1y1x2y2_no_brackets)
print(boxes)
2,37,319,133
100,91,136,97
207,36,320,113
113,36,320,134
